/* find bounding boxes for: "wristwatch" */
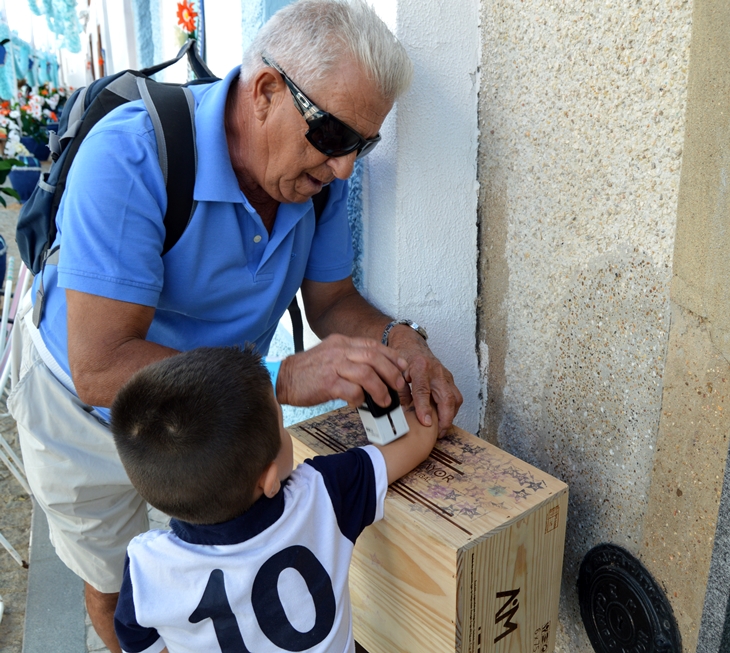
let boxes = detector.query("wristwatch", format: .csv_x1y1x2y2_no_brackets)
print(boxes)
381,319,428,346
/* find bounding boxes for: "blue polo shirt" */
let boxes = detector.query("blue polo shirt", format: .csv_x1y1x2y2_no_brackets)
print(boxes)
35,67,353,414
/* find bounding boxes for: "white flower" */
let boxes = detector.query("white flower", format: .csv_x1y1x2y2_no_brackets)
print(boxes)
4,139,32,159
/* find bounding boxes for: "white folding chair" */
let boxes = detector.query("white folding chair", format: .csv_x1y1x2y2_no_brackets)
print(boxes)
0,258,32,568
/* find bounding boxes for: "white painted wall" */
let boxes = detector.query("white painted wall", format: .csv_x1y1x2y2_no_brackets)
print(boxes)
204,1,244,77
365,0,481,433
102,0,138,73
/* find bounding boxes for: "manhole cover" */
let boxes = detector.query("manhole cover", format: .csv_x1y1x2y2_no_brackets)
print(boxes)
578,543,681,653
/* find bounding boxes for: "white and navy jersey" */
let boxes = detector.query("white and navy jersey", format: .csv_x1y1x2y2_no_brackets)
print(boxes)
114,446,387,653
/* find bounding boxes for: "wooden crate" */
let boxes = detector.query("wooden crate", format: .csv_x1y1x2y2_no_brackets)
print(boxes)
288,407,569,653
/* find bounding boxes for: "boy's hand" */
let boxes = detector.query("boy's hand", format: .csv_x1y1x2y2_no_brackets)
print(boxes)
377,404,439,485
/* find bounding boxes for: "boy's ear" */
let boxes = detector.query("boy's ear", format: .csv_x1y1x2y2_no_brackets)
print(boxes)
258,461,281,499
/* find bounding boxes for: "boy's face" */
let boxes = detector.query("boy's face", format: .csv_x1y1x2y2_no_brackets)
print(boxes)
271,389,294,482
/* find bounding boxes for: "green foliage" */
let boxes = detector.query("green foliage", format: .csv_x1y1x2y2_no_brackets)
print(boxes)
0,158,23,207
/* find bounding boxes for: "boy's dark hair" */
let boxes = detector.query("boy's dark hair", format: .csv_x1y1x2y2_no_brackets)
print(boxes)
111,346,281,525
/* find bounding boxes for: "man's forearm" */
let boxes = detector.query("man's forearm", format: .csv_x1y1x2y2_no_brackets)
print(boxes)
71,337,179,408
301,278,391,342
66,289,179,407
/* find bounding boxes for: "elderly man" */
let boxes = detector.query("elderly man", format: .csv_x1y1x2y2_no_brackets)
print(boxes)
9,0,462,650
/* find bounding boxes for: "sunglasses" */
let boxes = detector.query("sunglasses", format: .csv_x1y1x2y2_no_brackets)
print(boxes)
262,55,381,159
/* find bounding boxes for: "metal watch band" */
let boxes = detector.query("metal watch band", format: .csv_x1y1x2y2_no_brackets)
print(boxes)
381,319,428,346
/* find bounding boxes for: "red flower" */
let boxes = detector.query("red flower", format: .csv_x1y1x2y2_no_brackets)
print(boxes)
176,1,198,34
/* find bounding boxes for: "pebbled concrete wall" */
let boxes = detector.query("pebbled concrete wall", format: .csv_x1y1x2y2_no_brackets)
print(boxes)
474,0,730,650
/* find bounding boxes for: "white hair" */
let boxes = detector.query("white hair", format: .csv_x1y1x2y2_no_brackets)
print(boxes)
241,0,413,101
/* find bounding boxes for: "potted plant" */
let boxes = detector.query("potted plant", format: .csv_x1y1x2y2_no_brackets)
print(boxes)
13,83,62,162
0,158,23,207
1,104,39,204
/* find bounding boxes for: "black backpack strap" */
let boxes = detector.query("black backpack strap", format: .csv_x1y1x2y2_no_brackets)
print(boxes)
139,40,217,81
137,78,197,255
288,184,332,353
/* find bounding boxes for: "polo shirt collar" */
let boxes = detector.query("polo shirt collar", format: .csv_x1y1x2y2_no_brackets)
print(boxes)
170,480,289,546
192,66,246,203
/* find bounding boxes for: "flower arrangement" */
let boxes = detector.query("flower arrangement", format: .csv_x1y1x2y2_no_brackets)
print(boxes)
0,97,30,206
0,100,31,157
0,83,70,162
176,1,198,40
0,84,70,204
15,83,65,146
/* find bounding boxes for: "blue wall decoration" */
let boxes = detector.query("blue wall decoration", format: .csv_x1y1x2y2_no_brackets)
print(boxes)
26,0,82,53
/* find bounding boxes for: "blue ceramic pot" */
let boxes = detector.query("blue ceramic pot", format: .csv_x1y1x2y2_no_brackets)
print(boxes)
9,156,41,204
20,136,50,163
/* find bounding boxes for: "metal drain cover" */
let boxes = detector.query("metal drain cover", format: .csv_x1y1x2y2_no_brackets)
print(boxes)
578,543,681,653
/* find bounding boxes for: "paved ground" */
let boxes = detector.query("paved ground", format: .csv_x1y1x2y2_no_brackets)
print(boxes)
0,199,31,653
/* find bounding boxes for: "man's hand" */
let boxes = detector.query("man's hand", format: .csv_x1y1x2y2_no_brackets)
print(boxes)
300,277,463,434
276,334,408,408
386,325,463,437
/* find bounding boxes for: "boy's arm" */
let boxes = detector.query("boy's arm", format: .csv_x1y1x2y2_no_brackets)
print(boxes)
375,405,439,485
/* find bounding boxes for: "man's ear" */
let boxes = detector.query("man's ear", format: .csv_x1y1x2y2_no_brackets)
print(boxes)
251,68,282,121
257,460,281,499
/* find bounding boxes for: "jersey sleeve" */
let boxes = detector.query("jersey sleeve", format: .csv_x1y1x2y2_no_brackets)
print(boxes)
114,555,166,653
303,178,354,283
305,445,387,544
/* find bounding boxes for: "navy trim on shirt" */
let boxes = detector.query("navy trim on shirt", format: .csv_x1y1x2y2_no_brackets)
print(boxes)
171,485,287,546
114,556,161,653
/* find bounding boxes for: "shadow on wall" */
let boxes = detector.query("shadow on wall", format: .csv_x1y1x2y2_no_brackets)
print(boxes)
538,249,671,649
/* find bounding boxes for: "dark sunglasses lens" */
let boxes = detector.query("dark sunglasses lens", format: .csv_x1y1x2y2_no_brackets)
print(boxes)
307,115,363,157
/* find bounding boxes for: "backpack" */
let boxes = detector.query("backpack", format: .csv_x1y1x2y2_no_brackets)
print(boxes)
17,41,328,351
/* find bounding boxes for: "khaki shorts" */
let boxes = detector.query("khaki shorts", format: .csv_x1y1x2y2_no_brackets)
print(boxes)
8,302,149,594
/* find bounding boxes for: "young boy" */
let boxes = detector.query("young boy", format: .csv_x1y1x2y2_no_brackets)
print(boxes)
111,345,438,653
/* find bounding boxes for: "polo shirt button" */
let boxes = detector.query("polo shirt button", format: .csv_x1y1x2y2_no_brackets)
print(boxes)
253,235,262,243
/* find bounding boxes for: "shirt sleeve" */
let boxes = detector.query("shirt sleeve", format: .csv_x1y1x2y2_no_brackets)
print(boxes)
56,102,168,307
303,178,354,283
305,445,387,544
114,555,165,653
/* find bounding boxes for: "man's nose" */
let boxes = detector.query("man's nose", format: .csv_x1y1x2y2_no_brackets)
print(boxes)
326,152,358,180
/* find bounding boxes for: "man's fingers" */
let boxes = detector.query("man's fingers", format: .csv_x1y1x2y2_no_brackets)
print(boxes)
338,339,407,401
432,377,463,436
400,349,463,435
277,334,407,408
408,357,434,428
345,335,408,369
336,358,397,407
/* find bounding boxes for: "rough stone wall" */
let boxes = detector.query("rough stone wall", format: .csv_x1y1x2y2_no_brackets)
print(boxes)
477,0,695,650
644,2,730,650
